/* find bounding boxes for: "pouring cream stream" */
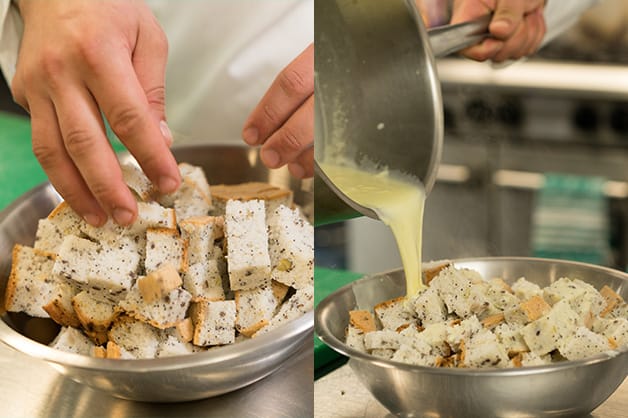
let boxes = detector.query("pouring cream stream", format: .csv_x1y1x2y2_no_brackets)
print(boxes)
319,163,427,296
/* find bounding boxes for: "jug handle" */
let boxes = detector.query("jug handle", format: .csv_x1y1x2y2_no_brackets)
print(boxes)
427,15,492,58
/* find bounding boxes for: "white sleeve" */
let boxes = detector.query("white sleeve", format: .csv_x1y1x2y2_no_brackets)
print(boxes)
0,0,22,85
542,0,600,46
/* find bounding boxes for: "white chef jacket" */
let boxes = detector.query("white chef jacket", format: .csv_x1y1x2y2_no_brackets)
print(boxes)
0,0,595,143
0,0,313,143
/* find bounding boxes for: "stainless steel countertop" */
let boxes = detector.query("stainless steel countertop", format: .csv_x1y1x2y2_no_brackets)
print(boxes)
0,335,313,418
315,364,628,418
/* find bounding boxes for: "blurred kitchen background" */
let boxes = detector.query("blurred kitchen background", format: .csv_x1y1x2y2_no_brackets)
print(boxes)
316,0,628,273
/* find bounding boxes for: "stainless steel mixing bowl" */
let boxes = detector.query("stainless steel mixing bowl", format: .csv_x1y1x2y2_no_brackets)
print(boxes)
316,257,628,417
0,143,313,402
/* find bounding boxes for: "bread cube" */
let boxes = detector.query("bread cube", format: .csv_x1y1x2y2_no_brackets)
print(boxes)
156,335,196,358
253,285,313,337
182,259,225,302
42,281,80,328
179,216,224,264
234,285,279,337
511,277,542,301
72,290,119,344
374,296,415,331
138,264,182,303
192,300,236,346
33,202,85,253
267,205,313,290
210,182,293,217
120,160,154,201
5,245,58,318
224,200,271,291
599,286,624,317
493,323,529,355
49,326,95,356
364,330,402,351
145,228,188,273
521,299,581,355
430,267,484,318
411,284,447,326
108,316,161,359
446,315,482,352
560,327,612,360
345,310,376,353
119,281,192,329
463,329,509,368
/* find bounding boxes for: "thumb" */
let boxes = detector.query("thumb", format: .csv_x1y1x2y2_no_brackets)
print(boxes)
132,14,172,146
490,0,525,39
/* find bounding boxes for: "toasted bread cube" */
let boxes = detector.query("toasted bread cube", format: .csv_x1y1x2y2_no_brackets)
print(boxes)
121,161,154,201
422,260,451,286
271,280,290,306
267,205,313,290
182,260,225,302
600,285,624,317
179,216,224,264
50,327,95,356
91,346,107,358
345,310,376,352
72,290,119,344
43,281,80,328
521,295,552,322
234,286,278,337
81,202,176,243
145,228,188,273
192,300,236,346
5,245,58,318
138,264,182,303
53,235,140,293
374,297,414,331
175,317,195,343
411,286,447,326
252,285,313,337
560,327,612,360
224,200,271,291
106,340,136,359
119,281,192,329
511,277,543,301
108,316,161,359
521,299,581,355
210,182,293,217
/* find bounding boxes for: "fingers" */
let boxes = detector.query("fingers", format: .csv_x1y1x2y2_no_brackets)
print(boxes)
242,44,314,147
28,96,108,226
490,0,525,39
81,44,181,197
492,8,545,62
260,95,313,171
50,84,138,225
288,146,314,179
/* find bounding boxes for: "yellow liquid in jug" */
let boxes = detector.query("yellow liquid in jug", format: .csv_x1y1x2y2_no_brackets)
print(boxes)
320,163,427,296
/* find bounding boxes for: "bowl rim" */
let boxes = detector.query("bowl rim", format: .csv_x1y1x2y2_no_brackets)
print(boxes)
315,256,628,377
0,142,314,372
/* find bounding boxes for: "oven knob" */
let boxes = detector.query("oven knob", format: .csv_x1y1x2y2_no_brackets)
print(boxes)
465,99,493,123
610,105,628,135
572,104,598,132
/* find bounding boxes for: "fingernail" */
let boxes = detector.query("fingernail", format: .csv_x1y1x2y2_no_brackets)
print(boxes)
159,176,179,194
83,213,103,227
242,126,258,145
261,148,280,168
160,120,173,147
289,163,305,178
113,207,135,226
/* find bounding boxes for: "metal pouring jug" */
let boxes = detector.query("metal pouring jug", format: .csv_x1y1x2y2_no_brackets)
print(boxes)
314,0,490,226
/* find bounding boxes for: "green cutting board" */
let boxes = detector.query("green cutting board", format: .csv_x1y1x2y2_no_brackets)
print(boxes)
0,111,126,210
314,267,363,378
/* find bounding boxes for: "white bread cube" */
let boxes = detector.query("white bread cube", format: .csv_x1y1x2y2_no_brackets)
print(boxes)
391,341,437,367
72,290,119,344
234,285,278,337
521,299,581,355
81,201,176,243
430,267,484,318
593,317,628,347
105,341,136,359
271,280,291,307
34,202,85,253
345,310,377,353
267,205,313,290
493,323,529,355
182,260,225,302
179,216,224,264
121,161,154,201
145,228,188,273
108,316,161,359
5,245,58,318
485,279,520,311
560,327,612,360
119,281,192,329
179,163,212,205
364,330,402,351
446,315,482,352
53,235,140,294
411,286,447,326
463,329,509,368
511,277,543,301
253,285,313,337
374,297,414,331
192,300,236,346
543,277,594,305
49,326,95,356
224,200,271,291
370,349,395,359
156,335,196,358
418,323,450,356
520,351,552,367
42,281,80,328
33,218,67,253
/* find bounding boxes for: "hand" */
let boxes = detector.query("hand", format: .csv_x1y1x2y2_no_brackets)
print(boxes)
242,44,314,179
11,0,180,226
451,0,546,62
